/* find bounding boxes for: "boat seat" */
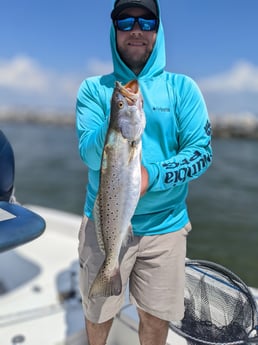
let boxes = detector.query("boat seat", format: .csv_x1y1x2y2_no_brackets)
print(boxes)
0,130,15,202
0,131,46,253
0,202,46,253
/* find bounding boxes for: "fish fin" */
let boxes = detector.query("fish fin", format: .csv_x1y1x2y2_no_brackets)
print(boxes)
93,195,105,255
102,145,109,171
89,266,122,298
122,224,134,247
128,146,136,163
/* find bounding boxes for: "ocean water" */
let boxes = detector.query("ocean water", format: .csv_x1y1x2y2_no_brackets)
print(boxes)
1,122,258,287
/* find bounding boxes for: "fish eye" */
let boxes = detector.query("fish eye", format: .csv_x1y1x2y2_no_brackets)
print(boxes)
118,101,124,109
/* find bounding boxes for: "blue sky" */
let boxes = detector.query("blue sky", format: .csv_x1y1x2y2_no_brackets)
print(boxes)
1,0,258,115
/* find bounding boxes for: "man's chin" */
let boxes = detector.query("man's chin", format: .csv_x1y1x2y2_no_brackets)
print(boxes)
124,52,148,65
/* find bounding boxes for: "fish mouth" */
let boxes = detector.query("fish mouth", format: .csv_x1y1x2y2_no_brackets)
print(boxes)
116,80,139,105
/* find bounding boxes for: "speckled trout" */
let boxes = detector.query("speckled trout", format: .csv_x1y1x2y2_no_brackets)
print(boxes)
89,80,146,297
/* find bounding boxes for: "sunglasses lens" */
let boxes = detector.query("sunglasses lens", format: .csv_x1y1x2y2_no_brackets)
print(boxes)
138,18,157,31
116,17,157,31
116,17,135,31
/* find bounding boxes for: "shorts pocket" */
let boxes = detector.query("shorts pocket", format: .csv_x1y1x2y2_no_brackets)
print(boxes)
78,216,88,258
79,260,90,302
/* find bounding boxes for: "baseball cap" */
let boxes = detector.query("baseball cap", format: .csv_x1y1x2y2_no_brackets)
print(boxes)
111,0,159,19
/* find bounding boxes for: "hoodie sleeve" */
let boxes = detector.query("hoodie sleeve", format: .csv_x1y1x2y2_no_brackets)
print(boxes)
145,76,212,192
76,79,110,171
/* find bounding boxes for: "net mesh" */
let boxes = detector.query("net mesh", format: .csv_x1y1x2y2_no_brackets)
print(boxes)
170,260,258,345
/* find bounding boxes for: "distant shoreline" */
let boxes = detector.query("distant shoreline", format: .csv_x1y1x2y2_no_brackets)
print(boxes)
1,111,258,139
0,111,75,126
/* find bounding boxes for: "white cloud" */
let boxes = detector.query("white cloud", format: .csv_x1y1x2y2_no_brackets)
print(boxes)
0,56,49,92
197,61,258,114
198,61,258,93
0,55,257,114
86,58,113,76
0,56,113,110
0,56,80,110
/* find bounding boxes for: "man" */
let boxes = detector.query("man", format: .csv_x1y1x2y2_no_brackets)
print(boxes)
76,1,212,344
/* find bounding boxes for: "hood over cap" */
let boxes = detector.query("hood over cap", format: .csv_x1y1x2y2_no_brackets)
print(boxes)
111,0,159,19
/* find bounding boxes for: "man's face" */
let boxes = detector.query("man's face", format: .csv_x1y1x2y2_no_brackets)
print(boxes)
115,7,157,75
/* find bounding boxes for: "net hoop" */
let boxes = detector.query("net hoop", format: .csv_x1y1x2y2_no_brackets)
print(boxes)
170,260,258,345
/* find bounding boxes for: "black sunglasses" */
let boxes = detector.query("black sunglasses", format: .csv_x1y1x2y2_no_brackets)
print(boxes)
114,16,158,32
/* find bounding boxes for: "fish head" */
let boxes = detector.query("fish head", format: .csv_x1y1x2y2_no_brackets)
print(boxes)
110,80,146,142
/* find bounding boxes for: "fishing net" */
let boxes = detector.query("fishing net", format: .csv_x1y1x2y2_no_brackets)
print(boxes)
170,260,258,345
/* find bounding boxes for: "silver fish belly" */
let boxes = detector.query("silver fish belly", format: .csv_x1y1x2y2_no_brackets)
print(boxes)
89,80,145,297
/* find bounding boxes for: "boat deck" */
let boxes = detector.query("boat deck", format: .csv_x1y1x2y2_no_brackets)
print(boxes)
0,205,257,345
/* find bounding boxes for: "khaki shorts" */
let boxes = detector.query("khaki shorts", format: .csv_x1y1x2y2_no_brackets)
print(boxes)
78,216,191,323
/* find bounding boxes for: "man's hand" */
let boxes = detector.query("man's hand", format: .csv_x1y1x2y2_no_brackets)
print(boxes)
140,166,149,196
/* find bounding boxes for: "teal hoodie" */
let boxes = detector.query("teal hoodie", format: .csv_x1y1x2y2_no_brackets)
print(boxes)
76,0,212,236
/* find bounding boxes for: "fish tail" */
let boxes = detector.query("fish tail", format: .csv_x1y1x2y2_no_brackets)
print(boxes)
89,265,122,298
